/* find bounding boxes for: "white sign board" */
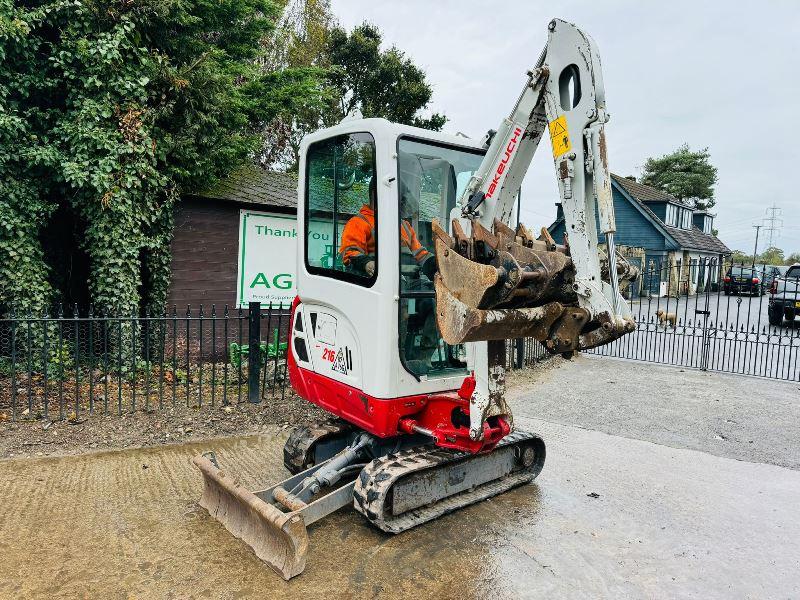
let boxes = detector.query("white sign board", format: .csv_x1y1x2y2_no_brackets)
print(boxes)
237,211,298,309
236,210,342,308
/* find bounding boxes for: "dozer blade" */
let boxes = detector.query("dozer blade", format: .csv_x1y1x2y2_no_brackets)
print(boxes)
192,453,308,580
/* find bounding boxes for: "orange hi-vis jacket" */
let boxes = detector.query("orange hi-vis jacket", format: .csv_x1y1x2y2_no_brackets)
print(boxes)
340,205,431,266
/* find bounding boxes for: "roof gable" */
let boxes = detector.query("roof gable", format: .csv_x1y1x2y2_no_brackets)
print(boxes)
610,177,680,249
611,174,690,206
610,174,730,254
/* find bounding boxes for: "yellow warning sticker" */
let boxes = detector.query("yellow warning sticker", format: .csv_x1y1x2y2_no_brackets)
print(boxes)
549,115,571,158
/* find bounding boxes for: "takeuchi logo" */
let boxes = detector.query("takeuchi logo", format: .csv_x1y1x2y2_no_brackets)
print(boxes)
485,126,523,199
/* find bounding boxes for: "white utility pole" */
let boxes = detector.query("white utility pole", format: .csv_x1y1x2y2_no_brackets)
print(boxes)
752,224,762,266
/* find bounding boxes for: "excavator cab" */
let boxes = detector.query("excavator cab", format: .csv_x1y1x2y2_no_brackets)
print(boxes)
296,119,493,405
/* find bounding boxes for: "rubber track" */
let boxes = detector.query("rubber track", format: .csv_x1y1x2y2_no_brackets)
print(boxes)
353,430,545,533
282,420,353,474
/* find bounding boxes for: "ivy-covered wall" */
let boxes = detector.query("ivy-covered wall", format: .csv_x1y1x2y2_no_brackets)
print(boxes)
0,0,326,316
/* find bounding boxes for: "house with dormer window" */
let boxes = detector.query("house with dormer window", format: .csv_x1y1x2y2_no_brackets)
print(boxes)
547,174,731,296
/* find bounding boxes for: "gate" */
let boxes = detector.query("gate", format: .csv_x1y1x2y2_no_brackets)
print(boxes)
589,258,800,381
624,256,643,299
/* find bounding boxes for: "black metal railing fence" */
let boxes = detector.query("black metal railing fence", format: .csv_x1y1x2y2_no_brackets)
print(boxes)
6,257,792,424
0,302,292,422
0,301,549,423
588,258,800,381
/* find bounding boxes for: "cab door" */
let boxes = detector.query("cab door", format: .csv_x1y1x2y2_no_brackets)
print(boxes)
295,131,381,403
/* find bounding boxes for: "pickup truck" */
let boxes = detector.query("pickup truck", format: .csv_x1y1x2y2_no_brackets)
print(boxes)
768,264,800,326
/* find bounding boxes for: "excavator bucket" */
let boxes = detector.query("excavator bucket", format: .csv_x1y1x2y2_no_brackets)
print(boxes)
192,453,308,580
433,218,635,352
434,275,566,344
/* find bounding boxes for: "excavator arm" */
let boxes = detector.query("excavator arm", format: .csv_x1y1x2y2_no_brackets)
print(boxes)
432,18,637,441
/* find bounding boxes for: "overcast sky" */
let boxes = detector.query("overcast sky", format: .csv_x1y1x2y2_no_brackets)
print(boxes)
332,1,800,256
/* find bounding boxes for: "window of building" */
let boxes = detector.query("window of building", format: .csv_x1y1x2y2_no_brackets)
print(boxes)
703,215,713,234
681,208,692,229
665,203,677,227
305,132,377,285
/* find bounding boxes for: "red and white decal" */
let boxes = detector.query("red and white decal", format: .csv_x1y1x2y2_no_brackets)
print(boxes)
485,125,523,199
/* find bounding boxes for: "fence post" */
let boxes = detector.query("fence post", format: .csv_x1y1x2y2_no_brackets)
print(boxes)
515,338,524,369
247,301,261,403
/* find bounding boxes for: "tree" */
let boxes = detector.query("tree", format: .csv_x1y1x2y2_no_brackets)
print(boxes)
261,0,335,72
259,0,338,168
786,252,800,265
758,247,785,266
1,2,61,315
0,0,326,316
260,18,446,169
327,23,446,129
729,249,751,264
641,144,718,209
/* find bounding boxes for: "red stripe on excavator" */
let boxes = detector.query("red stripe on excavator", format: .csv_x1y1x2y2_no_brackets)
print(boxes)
287,297,509,453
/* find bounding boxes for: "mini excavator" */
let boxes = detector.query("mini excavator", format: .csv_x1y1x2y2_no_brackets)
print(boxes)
193,18,637,579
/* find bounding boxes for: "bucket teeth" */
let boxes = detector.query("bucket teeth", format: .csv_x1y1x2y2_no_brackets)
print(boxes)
431,218,454,249
433,218,634,352
493,218,517,242
434,238,501,309
192,454,309,580
434,276,565,344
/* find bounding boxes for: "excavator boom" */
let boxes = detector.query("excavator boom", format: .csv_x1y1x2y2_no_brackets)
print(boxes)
432,19,636,441
437,18,634,350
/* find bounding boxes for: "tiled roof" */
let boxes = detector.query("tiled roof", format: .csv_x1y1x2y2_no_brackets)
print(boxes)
664,225,731,254
194,166,443,219
196,165,298,209
307,178,368,215
197,164,447,223
610,174,730,254
611,174,691,206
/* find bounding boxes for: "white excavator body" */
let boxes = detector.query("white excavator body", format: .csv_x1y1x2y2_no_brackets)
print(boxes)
294,118,486,401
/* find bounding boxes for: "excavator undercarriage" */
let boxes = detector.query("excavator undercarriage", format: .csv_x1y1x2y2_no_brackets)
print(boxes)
194,419,544,579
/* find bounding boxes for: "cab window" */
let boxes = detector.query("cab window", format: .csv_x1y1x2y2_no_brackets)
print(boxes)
397,137,484,379
305,133,377,284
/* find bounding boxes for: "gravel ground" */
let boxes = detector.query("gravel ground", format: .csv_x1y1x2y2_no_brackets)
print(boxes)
0,392,327,459
3,416,799,599
2,356,800,597
507,353,800,470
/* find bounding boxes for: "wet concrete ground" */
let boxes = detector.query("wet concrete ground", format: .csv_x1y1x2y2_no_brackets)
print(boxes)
509,354,800,469
1,360,799,599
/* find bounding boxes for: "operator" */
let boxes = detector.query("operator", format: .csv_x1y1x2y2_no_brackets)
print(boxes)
339,177,437,281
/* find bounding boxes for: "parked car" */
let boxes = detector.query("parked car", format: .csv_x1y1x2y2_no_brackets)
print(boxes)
761,265,788,292
768,264,800,326
723,265,763,295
